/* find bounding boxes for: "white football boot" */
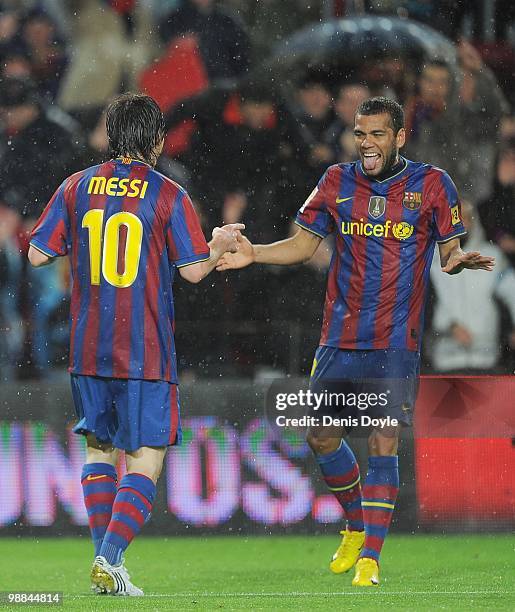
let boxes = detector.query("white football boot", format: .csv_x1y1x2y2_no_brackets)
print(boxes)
91,555,144,596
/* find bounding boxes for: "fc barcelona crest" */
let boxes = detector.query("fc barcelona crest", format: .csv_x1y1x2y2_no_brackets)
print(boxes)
368,196,386,219
402,191,422,210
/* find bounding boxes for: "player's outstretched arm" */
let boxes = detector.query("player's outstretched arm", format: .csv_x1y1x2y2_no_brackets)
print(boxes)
439,238,496,275
216,226,322,271
179,223,245,284
28,245,54,267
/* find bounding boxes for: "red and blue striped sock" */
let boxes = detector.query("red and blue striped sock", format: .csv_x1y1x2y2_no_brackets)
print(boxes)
316,441,364,531
81,463,118,556
360,455,399,563
99,473,156,566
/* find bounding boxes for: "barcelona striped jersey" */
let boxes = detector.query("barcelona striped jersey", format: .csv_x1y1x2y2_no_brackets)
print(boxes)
30,158,210,382
295,157,467,351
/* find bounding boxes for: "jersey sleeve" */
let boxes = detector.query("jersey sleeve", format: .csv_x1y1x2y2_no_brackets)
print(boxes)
431,172,467,243
29,181,69,257
166,190,210,267
295,168,335,238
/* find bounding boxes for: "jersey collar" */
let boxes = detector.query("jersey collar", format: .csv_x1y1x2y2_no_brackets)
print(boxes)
114,156,152,168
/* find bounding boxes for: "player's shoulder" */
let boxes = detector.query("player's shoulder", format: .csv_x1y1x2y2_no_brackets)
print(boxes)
146,168,191,219
405,158,455,189
321,162,350,183
60,163,105,197
328,162,355,174
148,167,187,195
66,161,110,183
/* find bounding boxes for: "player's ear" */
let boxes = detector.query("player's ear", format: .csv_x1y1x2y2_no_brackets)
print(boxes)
396,127,406,149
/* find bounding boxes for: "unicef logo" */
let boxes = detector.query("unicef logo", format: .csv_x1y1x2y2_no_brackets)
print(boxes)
392,222,414,240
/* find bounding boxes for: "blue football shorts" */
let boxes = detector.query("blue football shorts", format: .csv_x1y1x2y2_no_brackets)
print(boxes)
71,374,182,451
310,346,420,426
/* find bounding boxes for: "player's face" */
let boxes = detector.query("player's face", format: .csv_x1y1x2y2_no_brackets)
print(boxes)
353,113,406,177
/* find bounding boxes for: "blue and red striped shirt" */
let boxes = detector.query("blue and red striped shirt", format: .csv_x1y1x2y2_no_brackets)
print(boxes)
295,157,467,351
30,158,210,382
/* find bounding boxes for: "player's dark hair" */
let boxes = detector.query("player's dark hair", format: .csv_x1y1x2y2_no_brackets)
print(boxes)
106,93,165,166
355,97,405,134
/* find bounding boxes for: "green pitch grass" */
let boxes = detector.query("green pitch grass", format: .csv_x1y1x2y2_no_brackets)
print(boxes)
1,535,513,611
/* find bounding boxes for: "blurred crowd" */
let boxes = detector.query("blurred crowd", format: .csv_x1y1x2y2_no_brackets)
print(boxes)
1,0,515,380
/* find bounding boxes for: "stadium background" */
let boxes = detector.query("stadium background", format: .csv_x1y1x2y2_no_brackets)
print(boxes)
0,0,514,599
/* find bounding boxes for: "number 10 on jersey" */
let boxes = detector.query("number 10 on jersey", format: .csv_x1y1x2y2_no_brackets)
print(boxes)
82,209,143,288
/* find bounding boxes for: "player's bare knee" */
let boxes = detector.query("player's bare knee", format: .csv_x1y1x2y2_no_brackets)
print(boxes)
368,427,399,456
306,432,340,456
126,446,167,484
85,433,118,465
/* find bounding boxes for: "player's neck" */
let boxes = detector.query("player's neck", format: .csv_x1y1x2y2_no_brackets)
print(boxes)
373,155,405,182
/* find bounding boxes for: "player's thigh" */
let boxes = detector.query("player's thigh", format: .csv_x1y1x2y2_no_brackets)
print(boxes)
362,349,420,426
309,347,364,441
110,378,181,454
71,374,118,446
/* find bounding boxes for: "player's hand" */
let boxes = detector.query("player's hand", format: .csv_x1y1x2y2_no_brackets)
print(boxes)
216,234,255,271
215,223,246,241
211,223,245,255
442,250,495,274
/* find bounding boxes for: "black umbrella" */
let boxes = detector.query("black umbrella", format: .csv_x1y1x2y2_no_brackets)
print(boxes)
261,16,458,82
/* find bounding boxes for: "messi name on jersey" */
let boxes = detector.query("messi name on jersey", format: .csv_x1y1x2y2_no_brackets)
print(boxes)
88,176,149,199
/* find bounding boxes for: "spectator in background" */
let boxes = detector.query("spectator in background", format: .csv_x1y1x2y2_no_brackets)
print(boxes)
20,8,67,100
166,82,296,371
292,73,335,175
294,74,335,144
324,82,370,163
429,200,515,374
0,2,68,36
0,5,21,58
0,77,75,220
159,0,250,83
0,77,76,376
359,55,412,102
165,82,291,236
404,42,508,204
2,48,33,78
58,0,156,129
479,139,515,270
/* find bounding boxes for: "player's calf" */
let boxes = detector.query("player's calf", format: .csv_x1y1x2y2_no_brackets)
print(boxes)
81,435,119,556
97,447,166,567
